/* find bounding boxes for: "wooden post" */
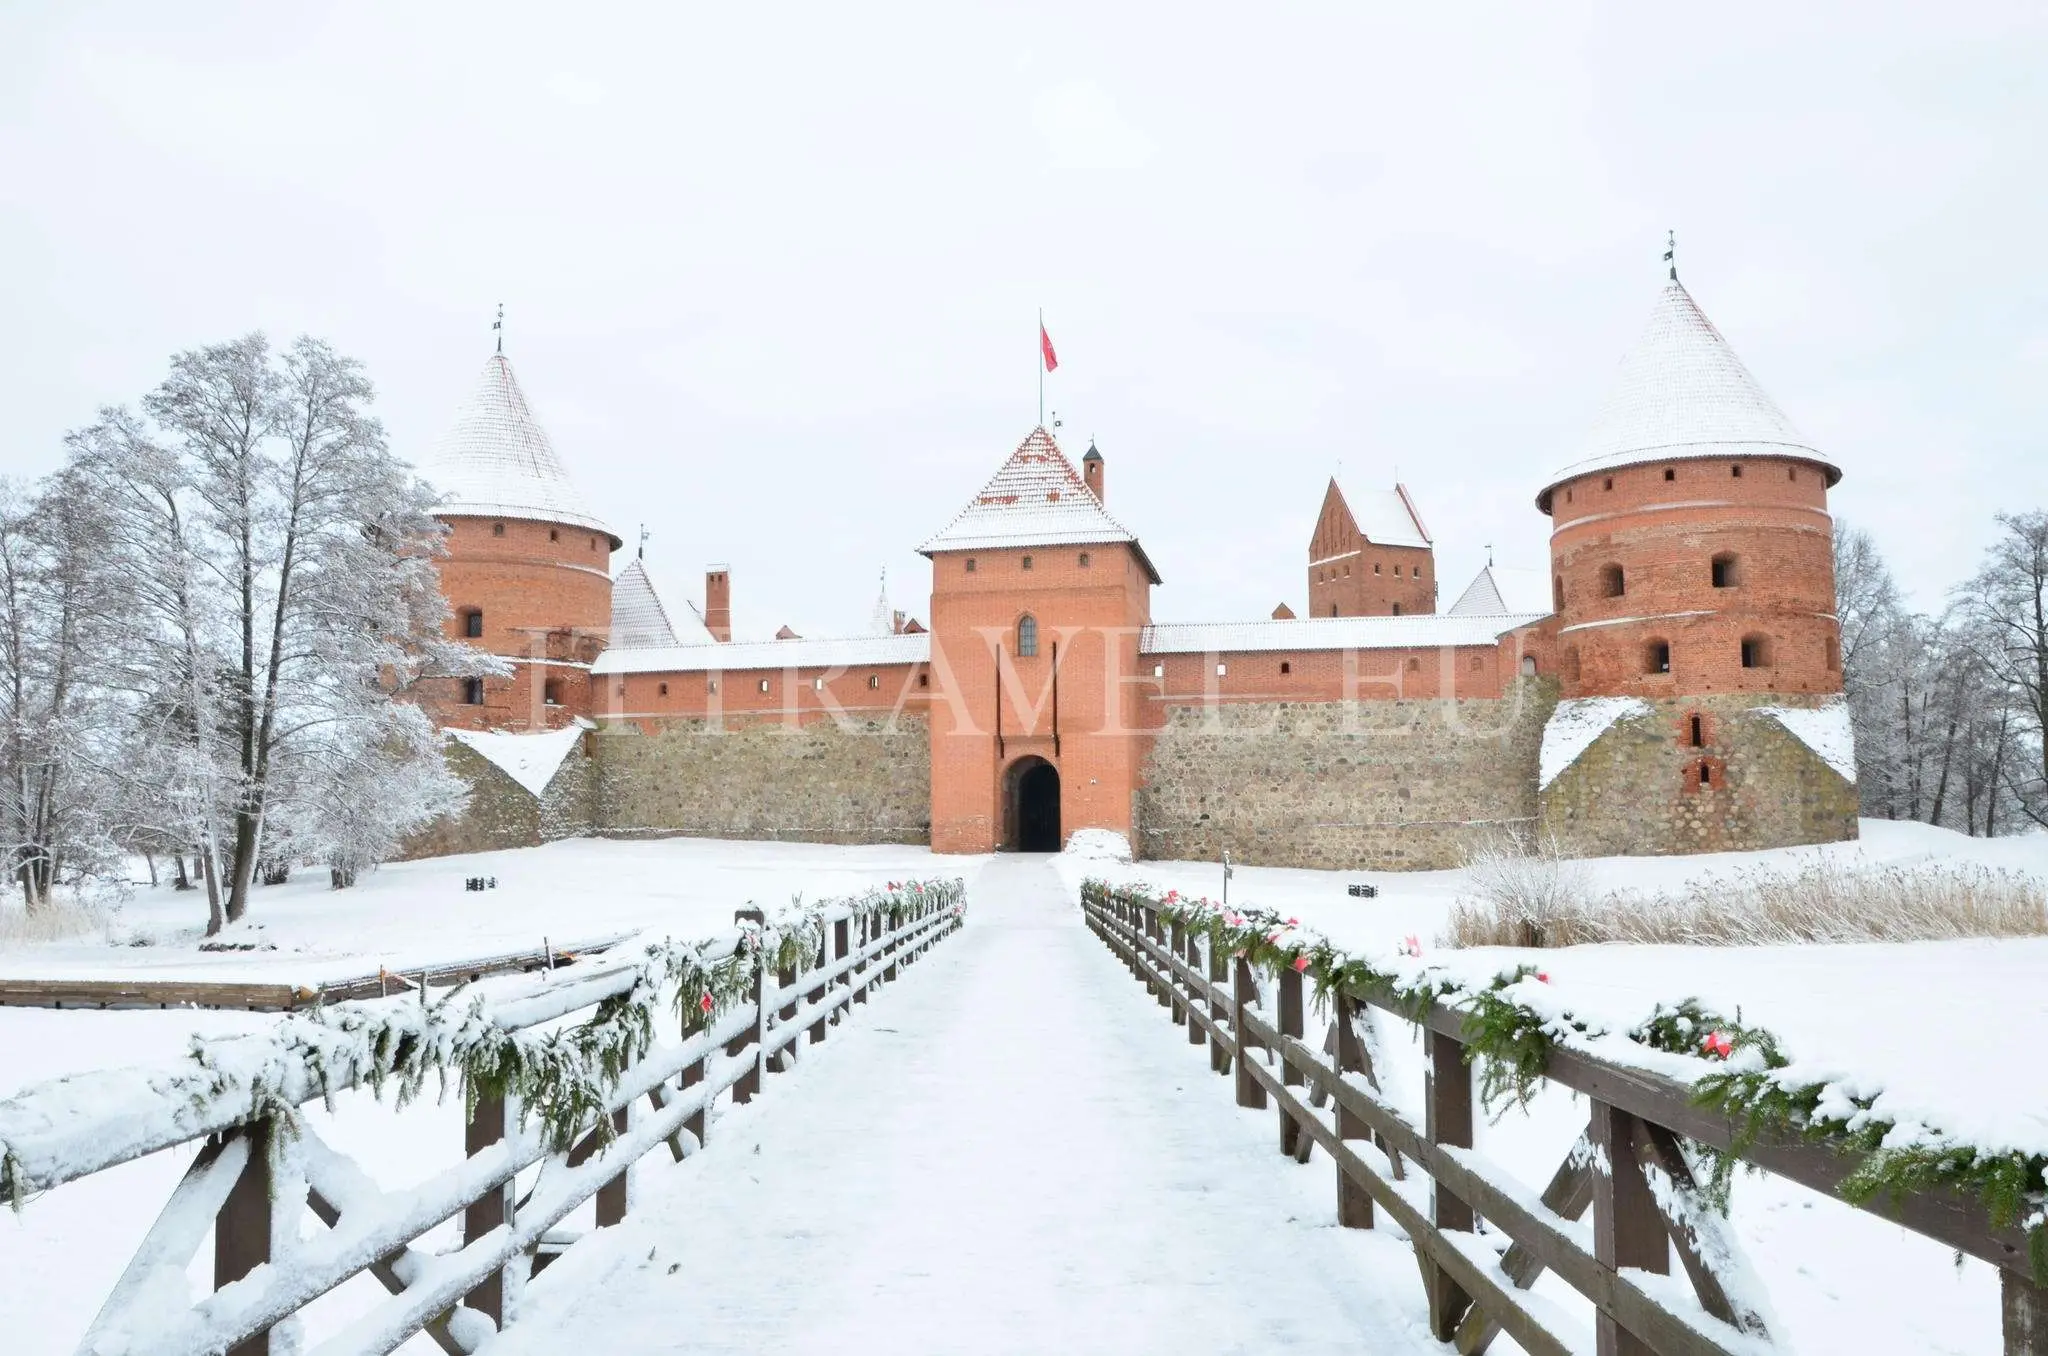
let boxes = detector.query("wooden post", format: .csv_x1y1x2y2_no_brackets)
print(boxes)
1233,955,1266,1110
463,1092,512,1325
1207,935,1231,1075
1332,995,1373,1229
1148,909,1171,1008
1591,1101,1667,1356
1167,921,1189,1026
731,908,765,1105
1277,964,1306,1157
216,1121,275,1356
831,917,851,1025
775,963,798,1070
595,1105,631,1226
1183,929,1205,1046
680,1007,707,1148
1423,1029,1475,1339
853,914,871,1006
808,930,830,1044
2007,1270,2048,1356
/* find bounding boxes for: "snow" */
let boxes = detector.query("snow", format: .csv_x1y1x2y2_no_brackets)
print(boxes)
609,557,715,648
486,856,1449,1356
1337,480,1432,549
1061,827,1132,862
1540,279,1839,497
592,630,929,675
445,722,588,797
1758,696,1857,782
1540,695,1650,787
1142,612,1540,656
916,428,1160,582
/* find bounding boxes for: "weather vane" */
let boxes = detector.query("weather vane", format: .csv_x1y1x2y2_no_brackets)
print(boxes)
638,523,650,560
493,302,504,354
1664,230,1677,281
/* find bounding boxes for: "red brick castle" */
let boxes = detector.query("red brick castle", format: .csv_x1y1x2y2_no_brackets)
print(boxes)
414,267,1857,866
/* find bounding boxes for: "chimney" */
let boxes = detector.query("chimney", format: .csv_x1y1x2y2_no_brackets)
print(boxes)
1271,602,1297,620
705,566,731,643
1082,440,1104,503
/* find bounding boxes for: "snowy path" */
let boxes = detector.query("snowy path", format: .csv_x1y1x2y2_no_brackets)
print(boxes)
491,854,1442,1355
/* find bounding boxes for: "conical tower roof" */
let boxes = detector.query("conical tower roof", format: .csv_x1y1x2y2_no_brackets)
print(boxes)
419,353,621,546
918,426,1160,581
1537,279,1838,511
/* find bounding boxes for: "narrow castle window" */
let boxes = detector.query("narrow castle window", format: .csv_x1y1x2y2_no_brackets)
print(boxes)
1664,467,1676,481
1566,488,1573,503
461,608,484,639
707,678,718,694
1600,563,1625,598
1788,467,1798,481
1741,635,1771,669
813,677,823,691
1280,661,1291,675
1329,604,1338,617
868,674,881,689
1553,576,1564,610
1699,761,1713,788
1392,602,1403,616
918,673,929,688
758,678,771,693
1711,553,1739,588
1017,615,1038,657
462,677,484,705
543,679,562,706
492,522,505,537
1689,714,1704,747
1645,640,1671,674
1521,655,1538,676
549,528,559,542
1079,552,1091,567
589,536,598,550
659,682,669,696
1469,655,1483,672
1374,562,1381,574
1343,563,1350,576
1153,663,1165,678
965,558,976,573
1731,464,1744,478
1215,662,1227,677
1603,476,1614,491
1021,555,1034,571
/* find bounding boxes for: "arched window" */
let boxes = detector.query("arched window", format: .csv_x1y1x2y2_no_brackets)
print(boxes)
492,522,505,537
1645,639,1672,675
1600,563,1625,598
1521,655,1538,677
1711,553,1739,588
1017,615,1038,657
1698,760,1714,788
1689,713,1704,748
1741,634,1771,669
1279,661,1291,675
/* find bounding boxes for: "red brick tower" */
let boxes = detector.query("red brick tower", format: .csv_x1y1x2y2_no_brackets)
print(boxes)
920,429,1160,854
419,352,622,731
1306,479,1435,618
1534,267,1856,853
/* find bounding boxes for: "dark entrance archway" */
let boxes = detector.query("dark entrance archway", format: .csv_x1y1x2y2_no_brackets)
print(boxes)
1005,756,1062,852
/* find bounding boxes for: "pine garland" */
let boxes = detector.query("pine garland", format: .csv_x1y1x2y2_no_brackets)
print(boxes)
1,877,967,1208
1083,877,2048,1281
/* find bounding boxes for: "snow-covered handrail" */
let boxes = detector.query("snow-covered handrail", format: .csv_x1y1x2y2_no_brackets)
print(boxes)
1082,879,2048,1356
0,877,966,1356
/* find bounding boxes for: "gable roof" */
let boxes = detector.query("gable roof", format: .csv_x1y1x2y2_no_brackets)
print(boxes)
592,631,930,675
919,427,1161,582
610,557,717,649
417,353,621,547
1447,564,1554,618
1334,480,1432,550
1538,279,1837,510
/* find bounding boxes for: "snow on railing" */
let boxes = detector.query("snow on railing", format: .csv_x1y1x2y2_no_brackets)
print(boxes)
1081,878,2048,1356
1,877,967,1356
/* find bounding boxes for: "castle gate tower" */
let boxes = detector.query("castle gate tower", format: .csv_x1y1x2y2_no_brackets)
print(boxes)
920,429,1160,854
418,352,622,731
1533,272,1858,854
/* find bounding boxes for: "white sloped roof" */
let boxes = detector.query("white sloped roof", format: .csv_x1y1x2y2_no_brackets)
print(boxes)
1340,481,1431,549
1447,565,1554,617
418,354,621,546
919,427,1161,582
446,722,588,798
609,558,716,649
592,631,930,675
1140,613,1540,656
1539,279,1837,508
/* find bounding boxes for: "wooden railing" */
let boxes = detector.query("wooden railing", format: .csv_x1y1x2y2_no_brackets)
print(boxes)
1083,890,2047,1356
3,889,963,1356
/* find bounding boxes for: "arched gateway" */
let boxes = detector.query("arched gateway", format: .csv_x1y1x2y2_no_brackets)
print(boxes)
1005,756,1061,852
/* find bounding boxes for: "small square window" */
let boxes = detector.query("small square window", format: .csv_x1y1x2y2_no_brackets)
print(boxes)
1280,661,1291,675
1215,662,1227,677
965,558,976,573
1022,555,1034,571
1603,476,1613,490
813,677,824,691
1731,465,1743,478
1664,467,1676,481
462,677,484,705
1079,552,1091,567
918,673,929,688
1373,562,1381,575
1405,657,1419,672
492,522,505,537
1152,664,1164,678
659,682,669,696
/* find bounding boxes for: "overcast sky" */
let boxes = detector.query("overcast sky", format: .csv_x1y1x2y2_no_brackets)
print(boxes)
4,2,2044,637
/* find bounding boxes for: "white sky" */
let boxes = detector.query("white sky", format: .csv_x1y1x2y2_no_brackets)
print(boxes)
3,2,2044,636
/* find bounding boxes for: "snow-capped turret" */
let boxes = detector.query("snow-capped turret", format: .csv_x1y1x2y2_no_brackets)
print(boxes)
419,353,621,548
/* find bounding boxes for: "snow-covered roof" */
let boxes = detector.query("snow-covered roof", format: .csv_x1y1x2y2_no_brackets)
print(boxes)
592,631,931,675
609,558,716,649
446,723,587,798
1540,697,1651,789
417,354,621,546
1759,697,1857,783
1447,565,1553,618
1140,612,1539,656
1339,481,1431,549
1538,279,1838,510
919,427,1161,582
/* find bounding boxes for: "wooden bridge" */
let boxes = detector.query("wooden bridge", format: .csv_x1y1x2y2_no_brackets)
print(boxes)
1,858,2042,1354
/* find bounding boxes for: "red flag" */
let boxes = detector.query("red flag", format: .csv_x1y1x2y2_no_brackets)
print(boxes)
1040,323,1059,373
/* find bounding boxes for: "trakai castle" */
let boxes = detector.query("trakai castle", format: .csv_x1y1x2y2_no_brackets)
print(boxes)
407,268,1859,869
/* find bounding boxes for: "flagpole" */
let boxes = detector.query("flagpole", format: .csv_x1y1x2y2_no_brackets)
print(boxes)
1037,308,1044,427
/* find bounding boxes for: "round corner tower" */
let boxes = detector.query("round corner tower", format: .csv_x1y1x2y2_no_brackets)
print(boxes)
1533,272,1859,855
418,352,621,732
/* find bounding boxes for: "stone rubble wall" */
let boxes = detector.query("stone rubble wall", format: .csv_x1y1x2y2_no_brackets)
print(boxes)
398,734,600,859
1135,679,1558,871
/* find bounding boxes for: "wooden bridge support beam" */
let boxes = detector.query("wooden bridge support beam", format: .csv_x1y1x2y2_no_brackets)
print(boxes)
2009,1271,2048,1356
1207,937,1231,1076
1233,956,1265,1110
1277,966,1306,1158
1591,1102,1669,1356
464,1093,512,1326
1423,1030,1475,1341
216,1121,277,1356
1331,995,1374,1230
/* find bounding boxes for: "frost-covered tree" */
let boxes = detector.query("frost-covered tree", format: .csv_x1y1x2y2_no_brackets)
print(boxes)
1958,511,2048,827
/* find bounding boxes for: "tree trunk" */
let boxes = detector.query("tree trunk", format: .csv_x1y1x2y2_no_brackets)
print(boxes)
200,844,225,936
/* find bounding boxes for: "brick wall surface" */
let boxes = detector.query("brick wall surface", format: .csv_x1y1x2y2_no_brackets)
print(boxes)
1538,691,1858,856
1305,481,1436,619
1136,678,1557,871
592,713,931,845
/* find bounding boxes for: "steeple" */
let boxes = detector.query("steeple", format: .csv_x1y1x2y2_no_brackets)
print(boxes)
918,426,1159,581
418,353,622,547
1537,273,1838,511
